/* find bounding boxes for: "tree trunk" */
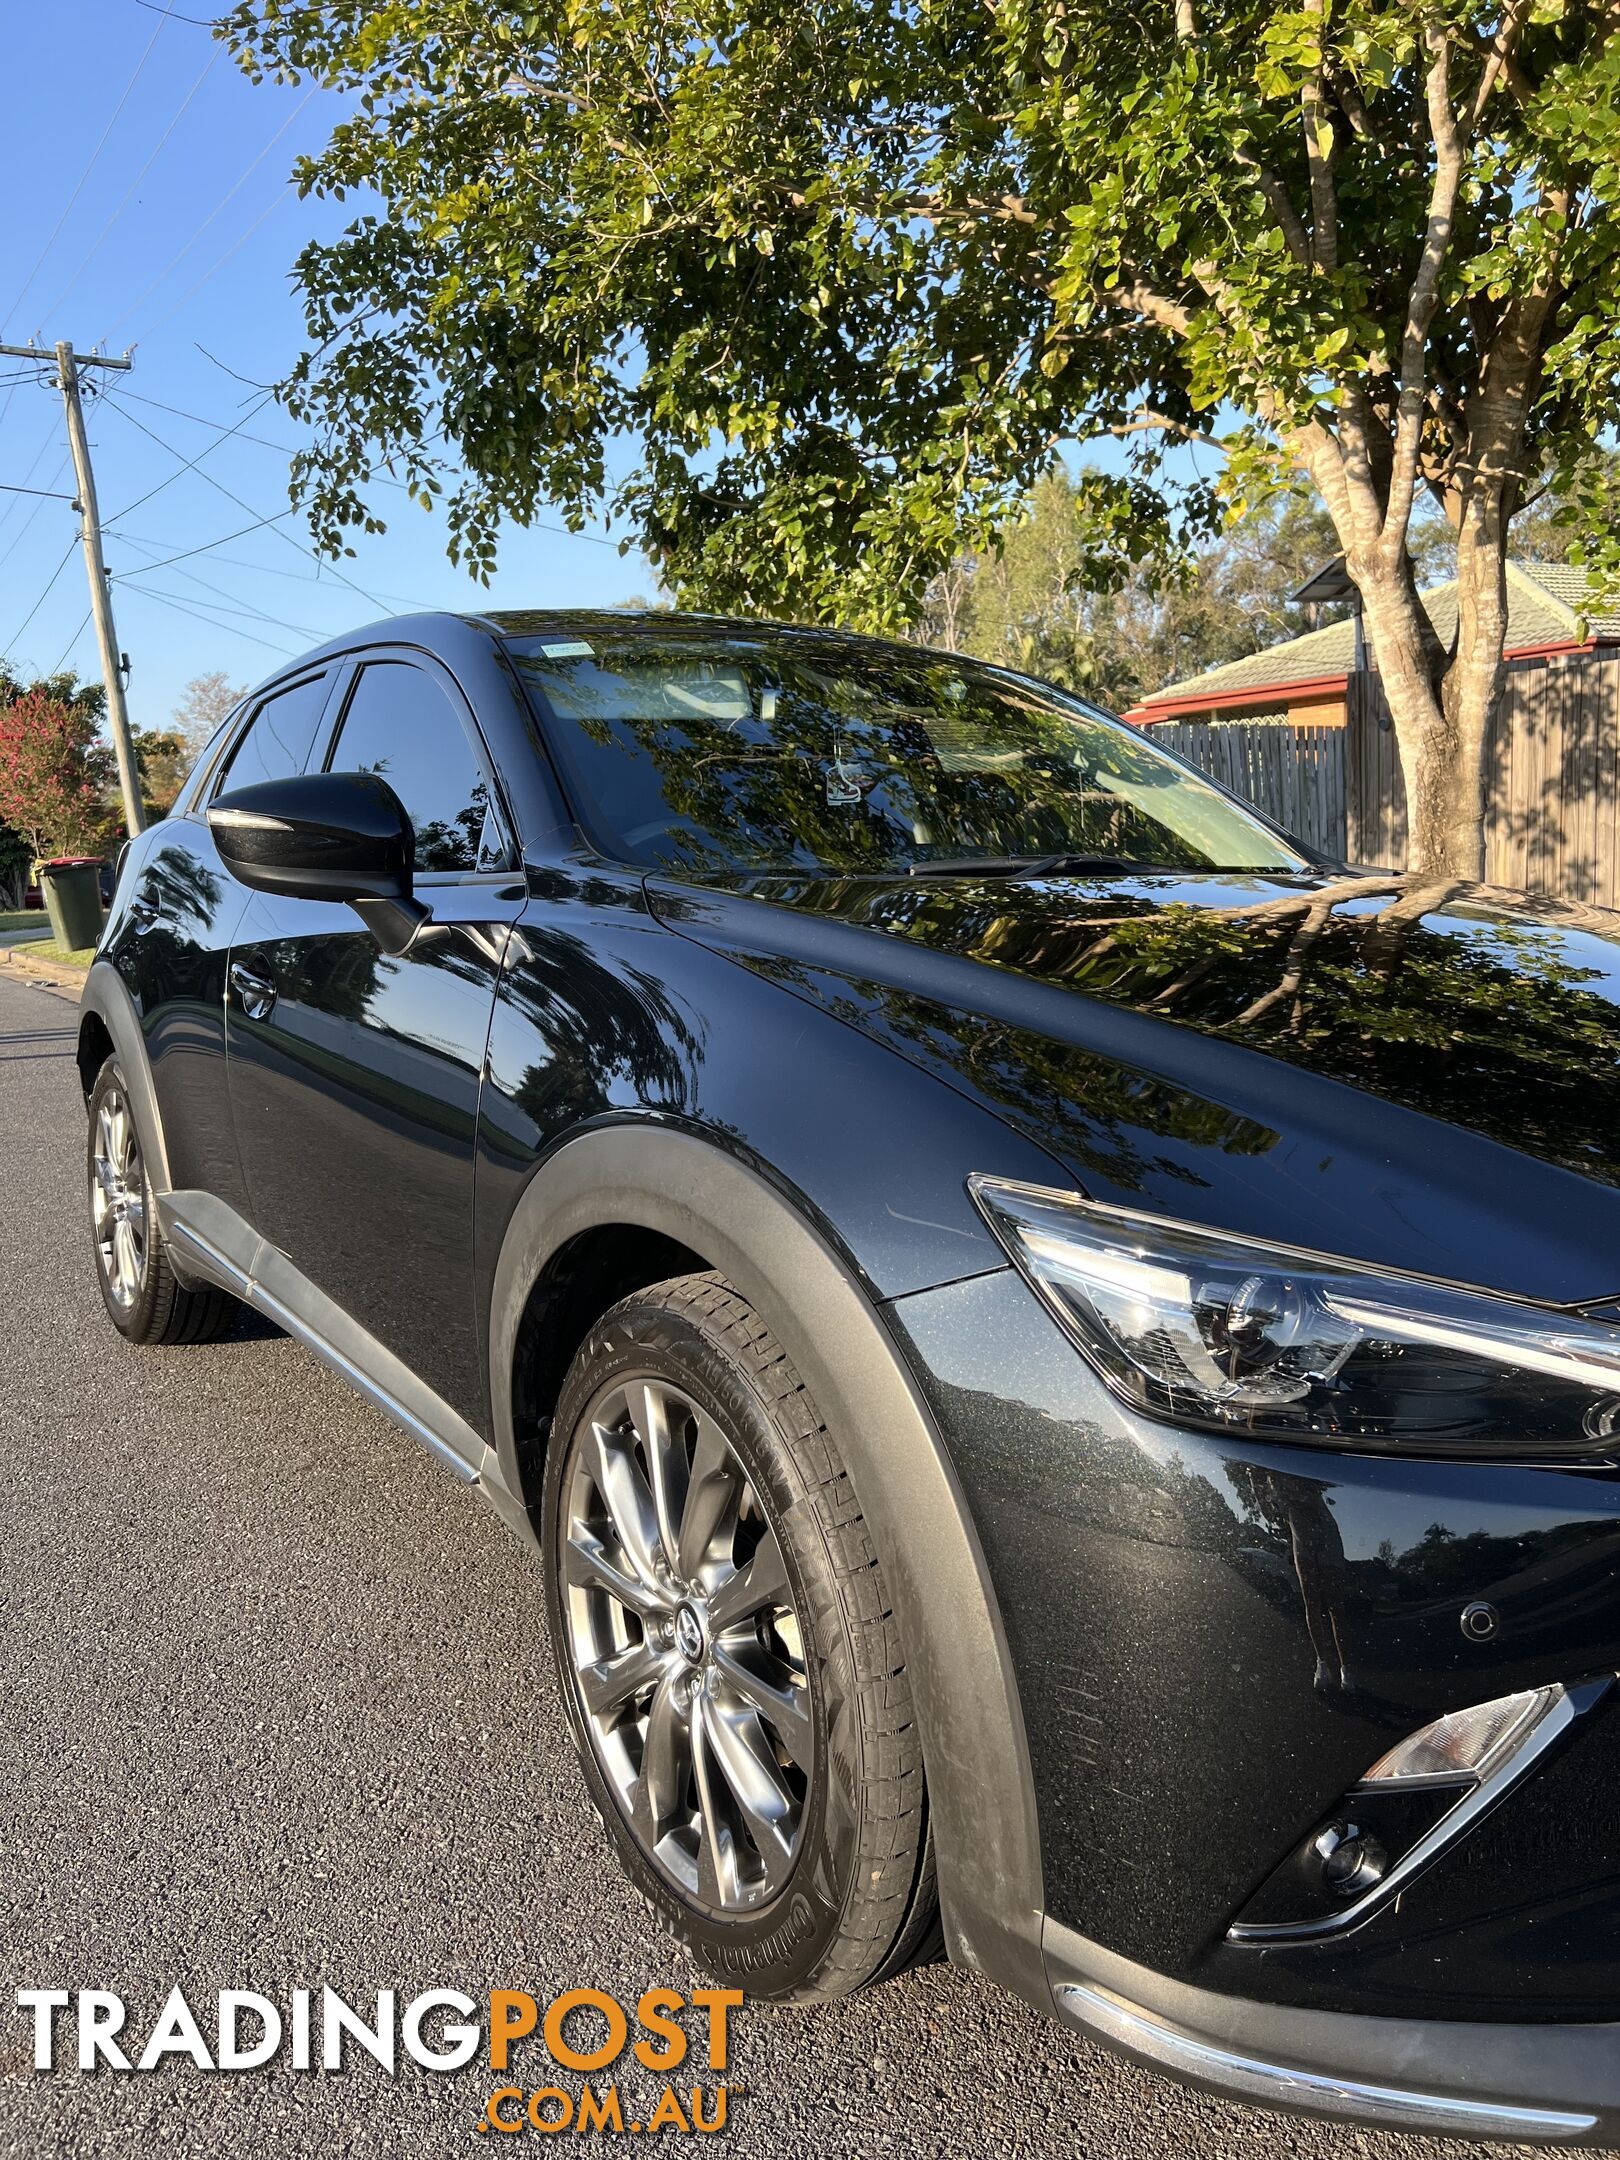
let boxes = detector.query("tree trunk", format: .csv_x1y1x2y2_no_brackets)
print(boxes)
1351,552,1505,881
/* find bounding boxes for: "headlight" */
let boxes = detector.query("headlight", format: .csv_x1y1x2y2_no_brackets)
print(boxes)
969,1176,1620,1454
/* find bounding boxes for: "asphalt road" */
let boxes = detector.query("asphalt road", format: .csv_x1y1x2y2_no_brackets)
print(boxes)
0,966,1599,2160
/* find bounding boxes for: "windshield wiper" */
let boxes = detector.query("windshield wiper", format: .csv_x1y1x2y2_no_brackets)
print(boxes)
904,852,1147,879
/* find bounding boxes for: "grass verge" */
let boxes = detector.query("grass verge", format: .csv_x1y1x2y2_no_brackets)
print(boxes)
11,941,94,970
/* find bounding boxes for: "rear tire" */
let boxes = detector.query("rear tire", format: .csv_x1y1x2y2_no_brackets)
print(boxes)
541,1270,937,2002
87,1057,239,1346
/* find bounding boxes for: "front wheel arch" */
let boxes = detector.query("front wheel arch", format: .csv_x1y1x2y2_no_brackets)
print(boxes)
486,1121,1045,2001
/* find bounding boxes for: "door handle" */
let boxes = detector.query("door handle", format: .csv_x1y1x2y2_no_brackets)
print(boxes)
228,960,277,1020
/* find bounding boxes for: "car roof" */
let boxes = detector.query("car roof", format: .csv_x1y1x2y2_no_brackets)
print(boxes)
475,607,939,661
234,606,1005,711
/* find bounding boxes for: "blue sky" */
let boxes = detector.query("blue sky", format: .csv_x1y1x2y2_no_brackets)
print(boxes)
0,0,651,735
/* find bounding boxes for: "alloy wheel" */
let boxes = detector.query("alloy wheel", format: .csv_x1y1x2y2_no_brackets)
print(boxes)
91,1087,146,1309
558,1375,814,1916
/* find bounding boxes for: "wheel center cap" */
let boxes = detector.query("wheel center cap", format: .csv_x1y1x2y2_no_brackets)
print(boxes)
673,1602,705,1665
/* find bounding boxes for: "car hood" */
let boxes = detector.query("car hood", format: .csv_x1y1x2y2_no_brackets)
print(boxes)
647,865,1620,1304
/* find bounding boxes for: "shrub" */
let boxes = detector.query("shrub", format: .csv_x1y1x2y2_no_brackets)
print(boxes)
0,689,119,863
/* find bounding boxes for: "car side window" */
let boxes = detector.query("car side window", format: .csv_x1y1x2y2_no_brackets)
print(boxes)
215,675,330,796
325,660,500,874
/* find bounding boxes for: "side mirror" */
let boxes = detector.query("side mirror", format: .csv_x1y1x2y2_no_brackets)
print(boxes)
207,771,433,955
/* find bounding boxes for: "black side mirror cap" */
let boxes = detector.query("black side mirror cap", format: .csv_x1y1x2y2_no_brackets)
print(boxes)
207,771,434,953
208,771,414,900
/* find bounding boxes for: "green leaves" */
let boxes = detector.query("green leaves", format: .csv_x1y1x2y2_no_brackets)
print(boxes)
224,0,1620,630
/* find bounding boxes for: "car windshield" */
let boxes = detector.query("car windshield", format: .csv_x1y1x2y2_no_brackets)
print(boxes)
505,628,1310,878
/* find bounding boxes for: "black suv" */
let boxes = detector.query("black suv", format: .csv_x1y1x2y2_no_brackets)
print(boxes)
81,611,1620,2141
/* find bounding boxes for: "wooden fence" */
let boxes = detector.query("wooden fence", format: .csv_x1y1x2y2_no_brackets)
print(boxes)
1151,648,1620,907
1151,718,1347,859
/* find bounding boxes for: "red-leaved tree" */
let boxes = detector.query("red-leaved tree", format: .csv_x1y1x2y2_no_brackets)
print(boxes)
0,690,119,864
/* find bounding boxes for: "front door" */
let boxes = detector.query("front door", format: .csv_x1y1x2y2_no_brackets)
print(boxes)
126,669,336,1215
224,655,526,1431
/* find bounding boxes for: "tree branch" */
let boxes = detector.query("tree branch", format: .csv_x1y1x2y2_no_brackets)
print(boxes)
1323,64,1408,154
1465,0,1537,122
1301,0,1339,271
1383,23,1465,556
1233,152,1312,267
1106,270,1196,338
1095,408,1224,450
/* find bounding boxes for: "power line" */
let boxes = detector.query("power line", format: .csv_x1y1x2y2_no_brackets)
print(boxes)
117,568,323,642
109,381,633,554
118,579,300,658
112,524,441,609
104,385,276,521
34,38,225,327
4,3,173,335
4,537,79,657
0,458,73,572
0,417,66,544
131,0,220,25
104,395,408,611
136,185,293,346
114,384,302,459
49,607,95,676
124,373,632,554
108,530,337,641
114,505,299,571
104,84,316,342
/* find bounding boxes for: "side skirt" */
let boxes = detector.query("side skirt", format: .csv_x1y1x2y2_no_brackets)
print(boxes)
159,1188,531,1533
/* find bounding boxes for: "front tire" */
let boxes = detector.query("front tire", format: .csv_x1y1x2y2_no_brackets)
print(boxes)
541,1271,937,2001
87,1057,239,1345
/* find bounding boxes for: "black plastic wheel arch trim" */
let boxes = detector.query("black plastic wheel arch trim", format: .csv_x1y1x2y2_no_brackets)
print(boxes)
485,1119,1044,2002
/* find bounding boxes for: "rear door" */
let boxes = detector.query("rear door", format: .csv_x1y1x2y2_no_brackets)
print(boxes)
123,669,335,1215
223,651,527,1432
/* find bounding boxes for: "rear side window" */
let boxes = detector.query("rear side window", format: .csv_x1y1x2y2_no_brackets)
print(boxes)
216,675,329,795
326,661,497,874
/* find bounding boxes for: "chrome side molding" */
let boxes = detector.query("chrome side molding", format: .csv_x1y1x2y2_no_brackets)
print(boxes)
163,1192,483,1486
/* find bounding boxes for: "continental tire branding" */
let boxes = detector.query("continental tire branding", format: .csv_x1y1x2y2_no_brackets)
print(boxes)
706,1891,822,1977
16,1985,742,2139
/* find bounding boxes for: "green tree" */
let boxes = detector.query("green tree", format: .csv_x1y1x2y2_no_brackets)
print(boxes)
916,471,1453,708
920,477,1313,706
134,728,192,819
0,669,110,894
1510,443,1620,572
227,0,1620,877
0,690,118,864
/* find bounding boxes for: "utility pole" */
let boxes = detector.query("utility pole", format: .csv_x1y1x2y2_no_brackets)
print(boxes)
0,339,144,836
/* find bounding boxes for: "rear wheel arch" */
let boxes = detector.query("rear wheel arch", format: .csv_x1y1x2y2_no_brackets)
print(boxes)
486,1122,1047,1999
76,1010,114,1101
77,962,172,1195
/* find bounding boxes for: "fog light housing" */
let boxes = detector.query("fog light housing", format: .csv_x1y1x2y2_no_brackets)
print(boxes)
1229,1678,1605,1943
1315,1821,1388,1897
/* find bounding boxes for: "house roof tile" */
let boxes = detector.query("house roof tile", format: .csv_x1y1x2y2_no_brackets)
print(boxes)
1134,557,1616,714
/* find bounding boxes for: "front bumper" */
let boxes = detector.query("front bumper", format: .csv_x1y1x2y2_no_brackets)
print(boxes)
885,1262,1620,2090
1045,1920,1619,2142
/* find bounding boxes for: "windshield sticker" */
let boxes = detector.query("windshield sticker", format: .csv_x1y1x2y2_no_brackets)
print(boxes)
536,639,597,659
